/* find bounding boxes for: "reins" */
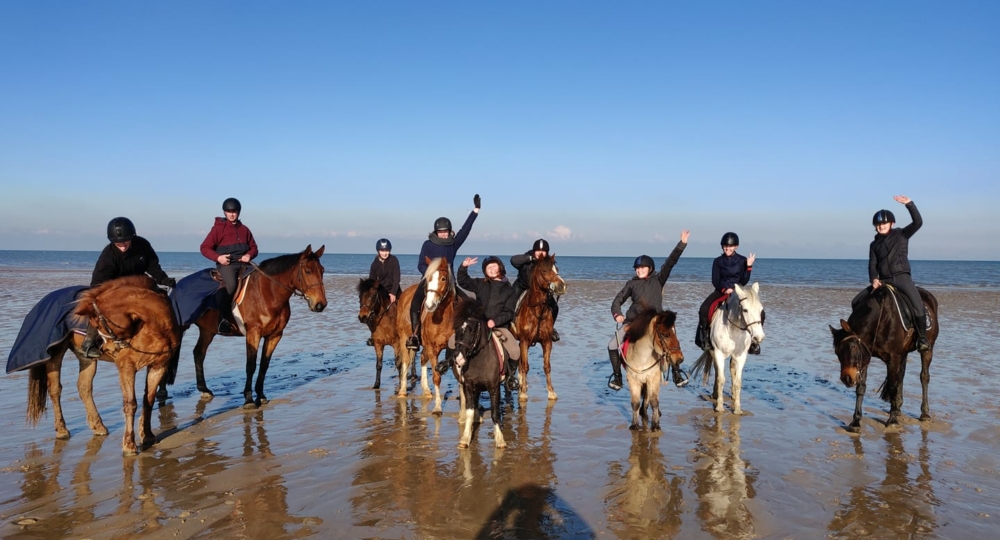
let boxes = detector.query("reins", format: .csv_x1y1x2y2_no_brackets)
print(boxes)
91,301,179,357
248,260,322,302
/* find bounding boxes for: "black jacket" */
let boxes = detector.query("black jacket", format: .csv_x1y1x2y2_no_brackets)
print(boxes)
711,252,752,293
369,255,402,296
91,236,170,287
612,241,686,323
869,202,922,281
510,251,536,297
457,265,515,328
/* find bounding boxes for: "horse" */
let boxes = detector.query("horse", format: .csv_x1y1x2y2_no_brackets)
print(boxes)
24,276,180,455
451,299,506,449
357,277,402,390
621,308,685,431
512,254,567,402
830,285,939,432
163,245,327,409
689,282,765,414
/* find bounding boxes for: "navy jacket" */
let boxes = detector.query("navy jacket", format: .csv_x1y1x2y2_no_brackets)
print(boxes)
711,252,752,293
869,202,922,281
417,210,478,274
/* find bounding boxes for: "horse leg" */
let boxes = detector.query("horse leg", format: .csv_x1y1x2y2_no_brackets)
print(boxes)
254,332,283,408
395,346,410,398
886,355,907,427
490,385,506,448
45,355,71,440
517,340,530,403
649,377,662,432
458,385,474,449
76,355,108,436
117,364,140,456
712,352,726,413
629,380,642,430
194,326,216,398
140,365,167,448
431,351,444,416
919,349,933,421
373,343,384,390
542,340,557,401
731,353,747,415
243,331,262,409
848,366,868,433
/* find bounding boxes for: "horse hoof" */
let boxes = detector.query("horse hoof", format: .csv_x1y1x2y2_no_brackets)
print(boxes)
258,396,269,405
432,410,443,417
846,424,861,434
155,388,168,400
93,426,109,437
197,387,215,398
547,391,558,401
56,430,71,440
242,401,257,410
713,406,724,413
373,383,381,390
920,413,931,422
122,447,139,457
629,424,640,431
651,424,661,432
142,436,156,448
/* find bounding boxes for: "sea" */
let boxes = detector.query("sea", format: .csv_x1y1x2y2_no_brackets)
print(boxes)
1,250,998,290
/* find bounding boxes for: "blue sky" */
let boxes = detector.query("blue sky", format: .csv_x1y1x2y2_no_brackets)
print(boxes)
2,2,998,260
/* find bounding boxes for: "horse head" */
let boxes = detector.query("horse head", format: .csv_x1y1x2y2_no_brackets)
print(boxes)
357,278,387,325
297,244,327,313
423,256,454,313
652,310,684,368
830,319,872,389
452,299,487,370
532,254,567,296
733,282,765,347
75,275,179,360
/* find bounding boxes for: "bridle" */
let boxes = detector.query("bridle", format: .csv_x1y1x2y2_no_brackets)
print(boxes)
838,296,885,367
360,285,390,326
249,259,324,301
91,301,179,357
725,294,763,333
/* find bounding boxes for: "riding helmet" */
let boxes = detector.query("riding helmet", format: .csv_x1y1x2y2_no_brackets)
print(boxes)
532,238,550,253
872,209,896,226
107,217,136,243
222,197,242,214
434,217,452,232
633,255,655,269
376,238,392,252
482,256,506,277
720,232,740,246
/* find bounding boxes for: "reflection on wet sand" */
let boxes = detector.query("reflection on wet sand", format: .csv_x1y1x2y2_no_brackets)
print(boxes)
691,414,759,539
828,431,939,538
604,434,683,537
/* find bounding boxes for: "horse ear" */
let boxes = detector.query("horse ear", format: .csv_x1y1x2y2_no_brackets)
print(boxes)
733,284,744,296
840,319,852,333
314,245,325,258
751,282,759,293
303,244,313,256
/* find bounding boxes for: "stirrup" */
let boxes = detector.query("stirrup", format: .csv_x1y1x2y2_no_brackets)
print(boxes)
218,319,233,335
550,329,561,342
916,339,931,352
672,367,689,387
365,337,375,347
608,373,622,391
405,335,420,350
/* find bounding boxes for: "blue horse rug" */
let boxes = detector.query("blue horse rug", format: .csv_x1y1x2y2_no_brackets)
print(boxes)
169,268,224,327
6,285,89,373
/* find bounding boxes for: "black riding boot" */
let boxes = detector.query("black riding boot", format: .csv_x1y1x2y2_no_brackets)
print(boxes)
915,314,930,352
216,290,234,334
81,326,102,358
406,318,421,350
436,348,454,374
504,356,520,392
671,363,689,387
608,349,623,391
696,326,712,352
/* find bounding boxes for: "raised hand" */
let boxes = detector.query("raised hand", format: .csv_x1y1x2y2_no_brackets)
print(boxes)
462,256,478,267
894,195,912,205
680,229,690,243
473,194,481,209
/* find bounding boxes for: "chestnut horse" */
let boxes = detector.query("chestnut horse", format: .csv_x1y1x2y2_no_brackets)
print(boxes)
357,277,401,389
163,245,327,409
25,276,180,455
621,308,685,431
830,286,939,432
512,254,567,402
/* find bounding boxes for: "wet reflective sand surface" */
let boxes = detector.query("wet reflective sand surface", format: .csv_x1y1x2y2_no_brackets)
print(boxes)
1,271,998,538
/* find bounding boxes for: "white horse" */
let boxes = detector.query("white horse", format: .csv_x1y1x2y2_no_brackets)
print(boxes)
690,282,765,414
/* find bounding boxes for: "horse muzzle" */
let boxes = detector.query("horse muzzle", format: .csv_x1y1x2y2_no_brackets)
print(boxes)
310,300,327,313
840,367,859,388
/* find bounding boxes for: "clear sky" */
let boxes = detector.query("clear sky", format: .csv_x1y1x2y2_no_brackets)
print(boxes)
2,2,997,260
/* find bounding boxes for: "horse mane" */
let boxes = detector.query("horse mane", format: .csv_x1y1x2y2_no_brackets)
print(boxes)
258,252,302,275
357,277,377,295
423,257,456,297
530,255,555,285
625,307,660,343
453,298,485,332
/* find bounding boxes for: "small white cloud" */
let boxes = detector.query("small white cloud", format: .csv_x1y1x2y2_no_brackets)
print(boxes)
548,225,572,240
35,229,50,234
346,230,360,238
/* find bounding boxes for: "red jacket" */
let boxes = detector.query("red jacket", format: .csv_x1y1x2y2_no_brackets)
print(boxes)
200,217,259,262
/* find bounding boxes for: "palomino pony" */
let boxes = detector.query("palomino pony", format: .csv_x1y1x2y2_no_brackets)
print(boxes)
830,285,939,432
26,276,180,455
621,308,685,431
690,282,765,414
512,254,567,402
451,299,506,449
163,245,327,408
357,277,402,389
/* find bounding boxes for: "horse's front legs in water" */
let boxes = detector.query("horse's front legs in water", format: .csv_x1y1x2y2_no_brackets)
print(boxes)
886,355,907,427
919,349,933,421
712,350,727,413
117,364,140,456
517,341,530,403
730,353,748,415
541,340,557,401
849,365,868,433
76,355,109,436
252,332,283,408
140,365,167,448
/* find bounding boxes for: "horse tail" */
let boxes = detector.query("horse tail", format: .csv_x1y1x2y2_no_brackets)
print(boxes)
879,358,906,403
27,364,48,426
689,350,713,386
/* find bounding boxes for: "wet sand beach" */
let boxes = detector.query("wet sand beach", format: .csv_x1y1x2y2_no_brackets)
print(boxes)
1,270,998,539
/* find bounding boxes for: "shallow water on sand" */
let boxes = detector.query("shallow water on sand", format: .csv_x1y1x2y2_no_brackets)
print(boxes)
1,270,999,538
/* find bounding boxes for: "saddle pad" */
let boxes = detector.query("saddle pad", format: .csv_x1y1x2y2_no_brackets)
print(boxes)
490,331,506,376
169,269,221,327
619,337,631,360
6,286,88,373
707,293,729,324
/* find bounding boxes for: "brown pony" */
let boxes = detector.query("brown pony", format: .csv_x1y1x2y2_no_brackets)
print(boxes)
357,277,401,389
512,254,567,401
26,275,180,456
831,286,939,432
621,309,685,431
392,257,458,414
163,245,327,409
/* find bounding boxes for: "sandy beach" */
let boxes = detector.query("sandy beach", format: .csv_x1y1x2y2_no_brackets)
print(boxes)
1,271,998,539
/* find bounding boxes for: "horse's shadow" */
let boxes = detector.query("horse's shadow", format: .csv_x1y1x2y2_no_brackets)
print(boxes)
474,483,595,539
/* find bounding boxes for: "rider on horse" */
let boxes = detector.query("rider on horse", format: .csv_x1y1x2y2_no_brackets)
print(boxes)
695,232,759,354
366,238,401,346
510,238,560,342
869,195,930,352
405,194,480,350
81,217,176,358
200,197,258,334
607,229,690,391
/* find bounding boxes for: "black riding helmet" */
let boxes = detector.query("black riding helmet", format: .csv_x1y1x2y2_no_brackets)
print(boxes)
433,217,452,232
376,238,392,252
482,256,506,277
107,217,136,243
721,232,740,246
532,238,550,253
223,197,242,214
872,209,896,226
633,255,655,270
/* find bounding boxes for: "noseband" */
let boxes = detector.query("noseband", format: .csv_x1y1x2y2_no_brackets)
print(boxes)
360,286,389,325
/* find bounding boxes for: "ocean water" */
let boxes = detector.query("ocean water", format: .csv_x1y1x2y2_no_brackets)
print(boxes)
1,250,998,290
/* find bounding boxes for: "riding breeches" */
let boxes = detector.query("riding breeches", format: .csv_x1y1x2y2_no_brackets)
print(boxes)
699,290,727,328
447,327,520,360
608,325,628,351
216,263,245,295
883,273,926,318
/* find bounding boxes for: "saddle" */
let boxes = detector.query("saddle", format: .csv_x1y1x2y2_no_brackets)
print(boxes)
489,330,507,377
852,285,930,333
707,293,730,324
210,266,256,336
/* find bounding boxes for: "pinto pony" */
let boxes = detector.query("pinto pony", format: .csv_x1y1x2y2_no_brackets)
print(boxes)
163,245,327,408
451,300,506,449
621,308,685,431
830,286,939,432
357,277,401,390
512,254,567,402
690,283,765,414
26,276,180,456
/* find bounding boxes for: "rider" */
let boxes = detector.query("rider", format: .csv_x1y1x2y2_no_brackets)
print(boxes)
870,195,929,352
405,194,480,350
607,229,690,391
366,238,401,346
200,197,259,334
438,256,520,389
695,232,757,353
510,238,560,342
81,217,177,357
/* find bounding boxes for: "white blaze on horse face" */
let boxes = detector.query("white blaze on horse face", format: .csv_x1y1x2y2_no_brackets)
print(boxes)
425,271,442,310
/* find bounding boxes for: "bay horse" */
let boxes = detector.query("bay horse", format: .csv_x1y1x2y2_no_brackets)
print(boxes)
512,254,567,402
621,308,685,431
26,276,180,455
451,299,506,448
163,245,327,409
830,285,939,432
690,282,765,414
357,277,401,389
